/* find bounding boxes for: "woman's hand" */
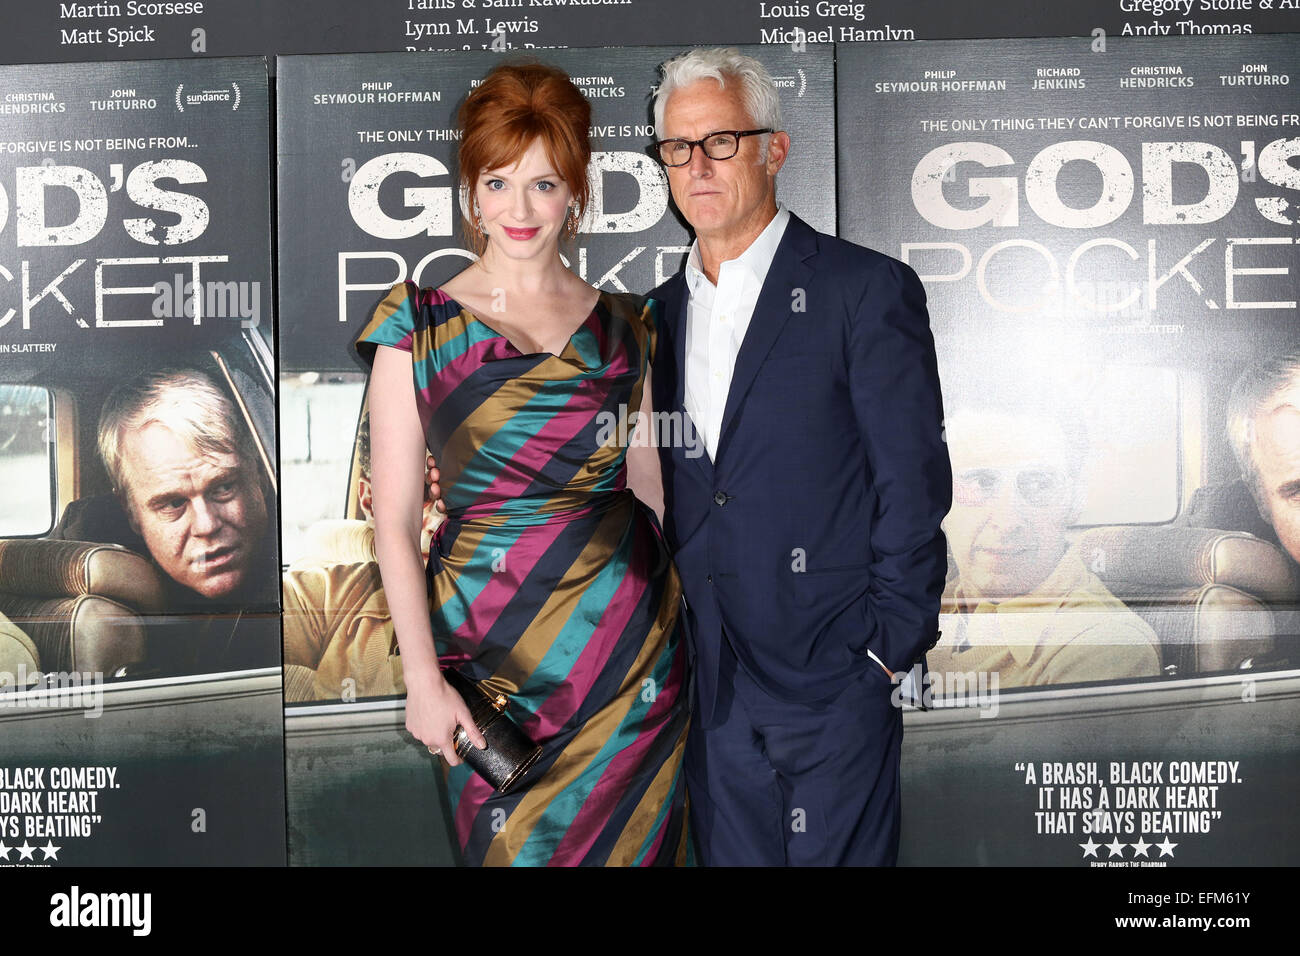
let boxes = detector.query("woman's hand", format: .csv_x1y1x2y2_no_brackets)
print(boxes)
405,669,488,766
425,454,446,514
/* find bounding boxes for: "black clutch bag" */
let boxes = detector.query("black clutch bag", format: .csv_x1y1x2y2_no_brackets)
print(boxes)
440,667,543,795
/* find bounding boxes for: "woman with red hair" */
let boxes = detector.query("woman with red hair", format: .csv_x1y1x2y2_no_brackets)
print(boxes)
355,62,692,866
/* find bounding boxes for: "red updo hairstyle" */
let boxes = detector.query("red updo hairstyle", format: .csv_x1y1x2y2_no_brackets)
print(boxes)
457,61,592,255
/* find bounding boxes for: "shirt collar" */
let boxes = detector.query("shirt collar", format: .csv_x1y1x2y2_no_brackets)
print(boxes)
948,545,1084,613
946,545,1090,665
685,204,791,295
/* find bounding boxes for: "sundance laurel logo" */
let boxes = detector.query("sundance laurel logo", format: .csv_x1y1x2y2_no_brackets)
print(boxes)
173,81,242,112
49,885,151,936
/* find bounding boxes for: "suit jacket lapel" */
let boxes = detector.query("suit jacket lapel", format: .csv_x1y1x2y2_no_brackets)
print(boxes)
667,276,689,417
657,275,712,481
715,214,818,463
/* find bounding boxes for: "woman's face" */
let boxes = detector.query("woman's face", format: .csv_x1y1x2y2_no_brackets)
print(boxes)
474,138,574,263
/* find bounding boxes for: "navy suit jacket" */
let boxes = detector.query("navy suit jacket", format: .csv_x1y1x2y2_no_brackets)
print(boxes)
648,213,951,723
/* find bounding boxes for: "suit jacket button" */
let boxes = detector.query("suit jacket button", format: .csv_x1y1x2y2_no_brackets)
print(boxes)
713,491,727,506
707,575,713,584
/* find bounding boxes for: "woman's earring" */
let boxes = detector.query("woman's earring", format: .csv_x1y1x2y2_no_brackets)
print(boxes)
565,202,580,240
472,200,486,235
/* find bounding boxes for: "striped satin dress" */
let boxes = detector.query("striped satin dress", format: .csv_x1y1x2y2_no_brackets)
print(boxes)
355,281,693,866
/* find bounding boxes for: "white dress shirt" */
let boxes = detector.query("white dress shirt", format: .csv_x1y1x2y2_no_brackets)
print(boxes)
683,205,791,461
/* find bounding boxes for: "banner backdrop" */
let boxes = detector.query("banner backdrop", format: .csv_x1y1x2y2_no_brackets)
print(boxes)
2,25,1296,871
0,1,1294,64
276,42,835,863
0,56,285,865
839,34,1300,864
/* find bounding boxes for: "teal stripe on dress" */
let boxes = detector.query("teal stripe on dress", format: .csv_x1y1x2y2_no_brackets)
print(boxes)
570,322,604,371
509,519,634,720
421,321,502,384
442,516,631,839
432,392,599,637
513,587,676,864
443,385,586,511
364,291,417,350
444,762,473,819
430,511,552,638
633,756,686,865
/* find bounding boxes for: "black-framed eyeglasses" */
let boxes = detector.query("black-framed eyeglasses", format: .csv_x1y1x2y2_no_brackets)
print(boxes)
953,467,1072,509
650,129,773,167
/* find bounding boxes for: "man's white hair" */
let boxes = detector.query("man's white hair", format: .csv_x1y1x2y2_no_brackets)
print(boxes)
653,48,784,160
98,367,253,500
1226,349,1300,512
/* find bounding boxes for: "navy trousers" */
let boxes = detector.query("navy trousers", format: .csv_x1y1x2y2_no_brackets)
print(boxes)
685,635,903,866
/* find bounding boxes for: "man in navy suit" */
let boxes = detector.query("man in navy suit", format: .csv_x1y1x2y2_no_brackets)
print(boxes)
647,48,951,865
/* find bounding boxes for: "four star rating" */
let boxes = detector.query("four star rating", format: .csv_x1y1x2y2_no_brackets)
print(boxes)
0,839,61,862
1080,836,1178,859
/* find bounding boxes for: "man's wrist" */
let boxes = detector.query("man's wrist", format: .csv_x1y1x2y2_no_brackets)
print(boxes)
865,648,893,679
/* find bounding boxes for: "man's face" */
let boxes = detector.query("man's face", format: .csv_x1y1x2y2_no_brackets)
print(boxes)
660,79,789,246
943,410,1079,601
1250,394,1300,563
119,422,268,600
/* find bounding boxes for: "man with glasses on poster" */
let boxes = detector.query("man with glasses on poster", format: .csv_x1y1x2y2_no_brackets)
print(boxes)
928,399,1160,688
645,48,951,866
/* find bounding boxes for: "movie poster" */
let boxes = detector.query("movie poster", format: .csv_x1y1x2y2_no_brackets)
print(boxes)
0,57,285,865
838,34,1299,864
275,43,834,863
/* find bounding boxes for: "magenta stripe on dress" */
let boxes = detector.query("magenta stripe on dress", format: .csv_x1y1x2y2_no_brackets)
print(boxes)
468,385,616,508
422,287,453,308
546,634,684,863
521,540,650,741
453,773,497,848
421,337,517,413
450,518,571,648
635,792,673,866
